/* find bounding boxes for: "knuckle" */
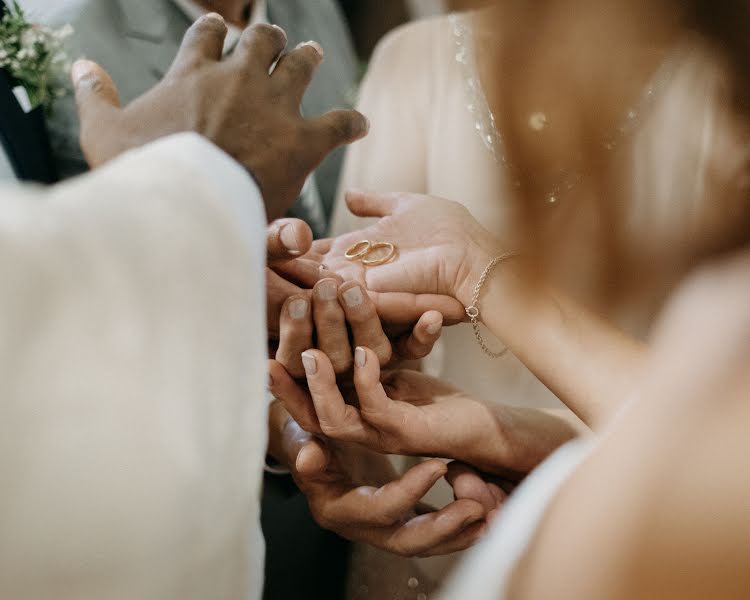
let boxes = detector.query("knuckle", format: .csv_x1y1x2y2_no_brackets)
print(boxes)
329,354,353,375
374,343,393,365
195,15,228,36
319,420,340,437
284,51,316,79
242,22,285,50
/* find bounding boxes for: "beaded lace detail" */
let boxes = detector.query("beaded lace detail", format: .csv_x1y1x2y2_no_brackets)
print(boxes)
450,12,675,203
450,13,504,165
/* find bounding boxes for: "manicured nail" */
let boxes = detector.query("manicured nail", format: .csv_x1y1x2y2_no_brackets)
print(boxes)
316,280,337,301
355,347,366,368
298,40,324,58
343,285,363,308
301,351,317,375
279,224,301,255
289,298,307,320
204,12,224,23
426,319,442,335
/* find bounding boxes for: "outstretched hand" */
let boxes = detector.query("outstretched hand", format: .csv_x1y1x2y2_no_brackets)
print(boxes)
71,15,369,218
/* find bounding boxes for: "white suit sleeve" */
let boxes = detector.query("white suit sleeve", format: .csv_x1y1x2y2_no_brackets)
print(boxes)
0,133,268,600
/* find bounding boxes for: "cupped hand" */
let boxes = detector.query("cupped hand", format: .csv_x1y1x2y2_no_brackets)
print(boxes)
270,404,489,557
71,16,369,218
270,348,580,476
319,191,507,307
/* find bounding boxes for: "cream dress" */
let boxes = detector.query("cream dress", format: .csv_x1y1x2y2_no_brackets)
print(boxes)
334,12,747,600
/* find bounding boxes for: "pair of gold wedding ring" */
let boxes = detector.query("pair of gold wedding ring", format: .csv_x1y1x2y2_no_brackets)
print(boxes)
344,240,397,267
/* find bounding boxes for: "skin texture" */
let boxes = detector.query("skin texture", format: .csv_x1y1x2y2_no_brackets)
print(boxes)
267,401,492,557
509,249,750,600
322,190,645,428
270,348,580,478
71,15,369,219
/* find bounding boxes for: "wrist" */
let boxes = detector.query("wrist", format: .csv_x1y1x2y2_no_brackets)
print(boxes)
456,242,497,307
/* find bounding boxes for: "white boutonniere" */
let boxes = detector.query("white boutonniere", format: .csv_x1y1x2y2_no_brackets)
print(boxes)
0,0,73,113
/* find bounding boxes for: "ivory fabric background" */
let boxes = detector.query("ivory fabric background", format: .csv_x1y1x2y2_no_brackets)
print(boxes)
0,134,269,600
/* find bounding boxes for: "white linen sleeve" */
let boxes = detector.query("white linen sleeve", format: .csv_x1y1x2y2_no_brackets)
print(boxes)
0,133,268,600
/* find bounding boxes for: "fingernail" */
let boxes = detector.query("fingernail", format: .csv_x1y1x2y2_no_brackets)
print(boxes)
298,40,324,58
362,115,370,135
426,319,442,335
301,351,317,376
343,285,363,308
71,59,95,85
271,23,288,43
204,12,224,23
355,347,366,368
279,224,301,254
268,373,274,388
316,280,337,301
289,298,308,320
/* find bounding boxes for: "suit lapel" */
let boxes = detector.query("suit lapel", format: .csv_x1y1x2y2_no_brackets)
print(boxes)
116,0,185,80
0,71,58,183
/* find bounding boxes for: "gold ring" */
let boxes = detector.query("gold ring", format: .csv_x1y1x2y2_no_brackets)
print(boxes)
345,240,371,261
362,242,397,267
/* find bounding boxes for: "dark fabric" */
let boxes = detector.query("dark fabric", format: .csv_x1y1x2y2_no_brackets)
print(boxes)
0,0,58,184
262,473,350,600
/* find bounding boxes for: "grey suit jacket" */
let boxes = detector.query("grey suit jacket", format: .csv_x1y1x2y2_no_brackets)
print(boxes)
41,0,358,232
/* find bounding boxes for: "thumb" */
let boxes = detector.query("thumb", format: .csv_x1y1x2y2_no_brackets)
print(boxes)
71,59,121,116
72,60,123,166
310,109,369,160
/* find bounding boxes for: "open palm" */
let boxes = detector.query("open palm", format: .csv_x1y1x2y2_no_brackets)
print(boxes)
318,191,502,306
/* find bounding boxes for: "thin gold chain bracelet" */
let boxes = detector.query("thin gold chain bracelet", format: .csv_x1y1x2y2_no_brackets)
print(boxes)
465,252,519,358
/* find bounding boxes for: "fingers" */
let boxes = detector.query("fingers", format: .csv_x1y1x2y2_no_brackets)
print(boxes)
272,258,333,288
446,462,507,514
268,360,321,434
267,218,313,264
369,291,467,326
370,497,486,557
352,347,392,419
72,60,122,164
339,282,392,365
233,23,288,72
344,190,398,218
275,295,313,377
309,110,370,158
293,437,330,477
312,279,353,374
322,459,448,528
417,521,487,557
299,350,370,443
272,41,324,106
395,310,443,360
171,12,228,71
266,269,304,338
